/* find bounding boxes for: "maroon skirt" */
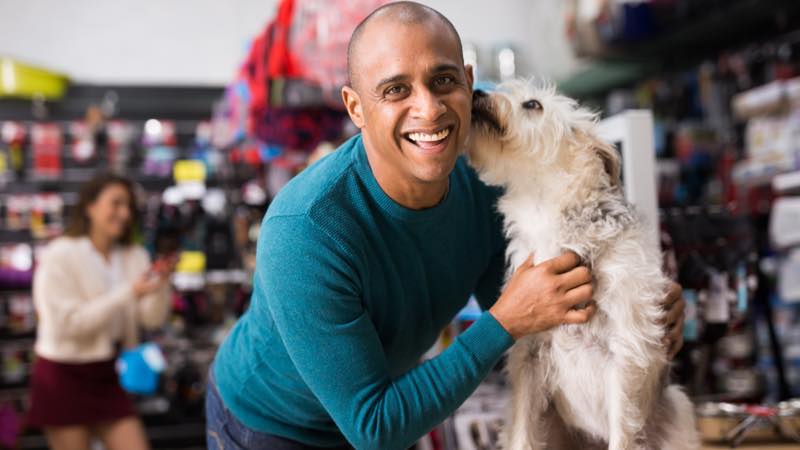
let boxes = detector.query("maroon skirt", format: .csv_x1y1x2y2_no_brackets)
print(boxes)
27,355,135,428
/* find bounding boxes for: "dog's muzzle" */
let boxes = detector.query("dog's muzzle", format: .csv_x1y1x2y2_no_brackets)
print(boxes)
471,90,503,134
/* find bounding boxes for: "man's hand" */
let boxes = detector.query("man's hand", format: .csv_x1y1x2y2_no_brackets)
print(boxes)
661,281,686,360
489,252,597,340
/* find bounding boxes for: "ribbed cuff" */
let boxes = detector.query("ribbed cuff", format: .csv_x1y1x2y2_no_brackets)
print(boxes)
457,311,514,367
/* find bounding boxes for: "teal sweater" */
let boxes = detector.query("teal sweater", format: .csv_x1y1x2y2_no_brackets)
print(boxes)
213,134,513,450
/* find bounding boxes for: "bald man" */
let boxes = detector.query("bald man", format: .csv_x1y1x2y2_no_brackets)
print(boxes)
206,3,686,449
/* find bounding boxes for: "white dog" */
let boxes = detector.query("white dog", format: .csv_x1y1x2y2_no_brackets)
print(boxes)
466,80,699,450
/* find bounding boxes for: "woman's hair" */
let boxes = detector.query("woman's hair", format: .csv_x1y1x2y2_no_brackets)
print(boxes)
65,173,139,245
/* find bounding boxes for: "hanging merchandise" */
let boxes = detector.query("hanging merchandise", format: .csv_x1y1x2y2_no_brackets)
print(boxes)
30,123,62,179
69,105,107,165
564,0,612,57
173,159,207,201
288,0,389,106
4,195,30,231
255,108,347,152
29,193,64,239
190,121,227,178
69,121,97,164
1,345,31,384
778,249,800,303
212,80,250,149
106,120,135,173
202,189,235,272
0,244,34,290
142,119,178,178
770,196,800,249
173,251,206,292
233,0,355,152
6,294,35,334
238,0,300,142
0,122,26,187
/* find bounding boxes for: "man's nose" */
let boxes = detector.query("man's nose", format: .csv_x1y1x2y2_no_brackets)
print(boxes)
411,89,446,121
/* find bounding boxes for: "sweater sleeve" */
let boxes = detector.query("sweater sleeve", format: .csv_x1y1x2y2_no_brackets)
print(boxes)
260,215,513,450
33,248,134,339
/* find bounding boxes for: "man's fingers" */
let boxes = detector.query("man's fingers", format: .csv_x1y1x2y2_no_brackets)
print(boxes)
662,295,686,326
547,251,582,274
513,253,535,275
559,265,592,291
664,282,682,308
668,334,684,360
564,283,594,307
524,253,535,267
563,302,597,324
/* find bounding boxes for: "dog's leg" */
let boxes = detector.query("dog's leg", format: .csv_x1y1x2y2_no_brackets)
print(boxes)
654,385,700,450
539,403,578,449
606,362,645,450
503,339,549,450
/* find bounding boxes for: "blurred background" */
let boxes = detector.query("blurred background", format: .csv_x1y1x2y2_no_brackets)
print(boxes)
2,0,800,449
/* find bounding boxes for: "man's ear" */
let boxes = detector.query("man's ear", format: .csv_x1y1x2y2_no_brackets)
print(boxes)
341,86,365,129
464,64,475,90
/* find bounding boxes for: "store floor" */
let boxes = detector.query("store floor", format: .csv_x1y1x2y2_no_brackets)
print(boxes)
702,444,800,449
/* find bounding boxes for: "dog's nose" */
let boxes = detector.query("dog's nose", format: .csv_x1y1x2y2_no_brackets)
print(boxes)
473,89,487,99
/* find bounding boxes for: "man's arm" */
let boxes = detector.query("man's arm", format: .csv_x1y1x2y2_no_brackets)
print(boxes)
260,215,514,450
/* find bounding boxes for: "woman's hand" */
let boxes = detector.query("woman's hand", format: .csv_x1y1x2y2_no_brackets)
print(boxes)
133,255,177,298
151,253,179,278
132,274,166,298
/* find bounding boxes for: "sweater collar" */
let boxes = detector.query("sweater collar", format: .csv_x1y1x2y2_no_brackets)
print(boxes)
350,134,456,224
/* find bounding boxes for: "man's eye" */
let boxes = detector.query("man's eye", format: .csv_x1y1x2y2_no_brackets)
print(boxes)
434,76,455,86
385,85,407,96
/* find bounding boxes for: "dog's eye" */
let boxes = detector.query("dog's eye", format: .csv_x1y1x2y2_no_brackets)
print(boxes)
522,99,543,111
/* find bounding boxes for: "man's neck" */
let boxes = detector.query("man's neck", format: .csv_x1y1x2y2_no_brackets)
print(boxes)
364,147,449,210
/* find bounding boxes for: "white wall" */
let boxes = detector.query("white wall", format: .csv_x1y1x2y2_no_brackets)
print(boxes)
425,0,581,82
0,0,581,86
0,0,278,85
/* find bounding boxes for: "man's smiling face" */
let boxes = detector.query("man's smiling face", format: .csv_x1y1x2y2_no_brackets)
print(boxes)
343,17,473,193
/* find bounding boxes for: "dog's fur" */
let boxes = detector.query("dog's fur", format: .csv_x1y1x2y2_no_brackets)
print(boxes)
466,80,699,450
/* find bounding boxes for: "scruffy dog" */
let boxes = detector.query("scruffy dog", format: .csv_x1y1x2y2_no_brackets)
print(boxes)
467,80,699,450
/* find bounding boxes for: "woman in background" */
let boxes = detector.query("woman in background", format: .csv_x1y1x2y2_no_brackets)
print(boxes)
28,174,176,450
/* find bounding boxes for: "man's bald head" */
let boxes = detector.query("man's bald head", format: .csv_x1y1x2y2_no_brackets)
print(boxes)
347,1,464,91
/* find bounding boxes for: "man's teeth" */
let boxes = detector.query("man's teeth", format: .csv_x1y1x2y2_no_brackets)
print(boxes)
408,128,450,143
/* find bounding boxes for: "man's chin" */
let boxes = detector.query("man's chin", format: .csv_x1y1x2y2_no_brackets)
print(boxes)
412,159,458,184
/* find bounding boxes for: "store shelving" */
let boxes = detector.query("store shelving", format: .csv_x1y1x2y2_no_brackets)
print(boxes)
559,0,800,98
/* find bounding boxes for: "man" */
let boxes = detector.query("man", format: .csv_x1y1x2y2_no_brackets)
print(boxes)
206,3,686,449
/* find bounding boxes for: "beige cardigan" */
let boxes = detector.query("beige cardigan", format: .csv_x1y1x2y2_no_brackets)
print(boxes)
33,236,171,363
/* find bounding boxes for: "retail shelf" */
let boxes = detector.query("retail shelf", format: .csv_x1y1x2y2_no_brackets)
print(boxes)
773,170,800,194
0,84,223,122
0,379,30,391
0,229,33,243
558,0,800,97
0,331,35,341
732,77,800,120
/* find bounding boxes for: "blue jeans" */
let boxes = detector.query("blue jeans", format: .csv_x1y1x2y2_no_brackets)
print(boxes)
205,368,353,450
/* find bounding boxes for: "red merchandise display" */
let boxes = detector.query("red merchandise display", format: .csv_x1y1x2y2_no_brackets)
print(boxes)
30,123,62,178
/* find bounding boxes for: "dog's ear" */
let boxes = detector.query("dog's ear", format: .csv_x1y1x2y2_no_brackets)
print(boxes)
593,138,622,187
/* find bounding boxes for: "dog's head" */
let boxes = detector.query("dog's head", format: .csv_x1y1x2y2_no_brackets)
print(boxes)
467,79,620,189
